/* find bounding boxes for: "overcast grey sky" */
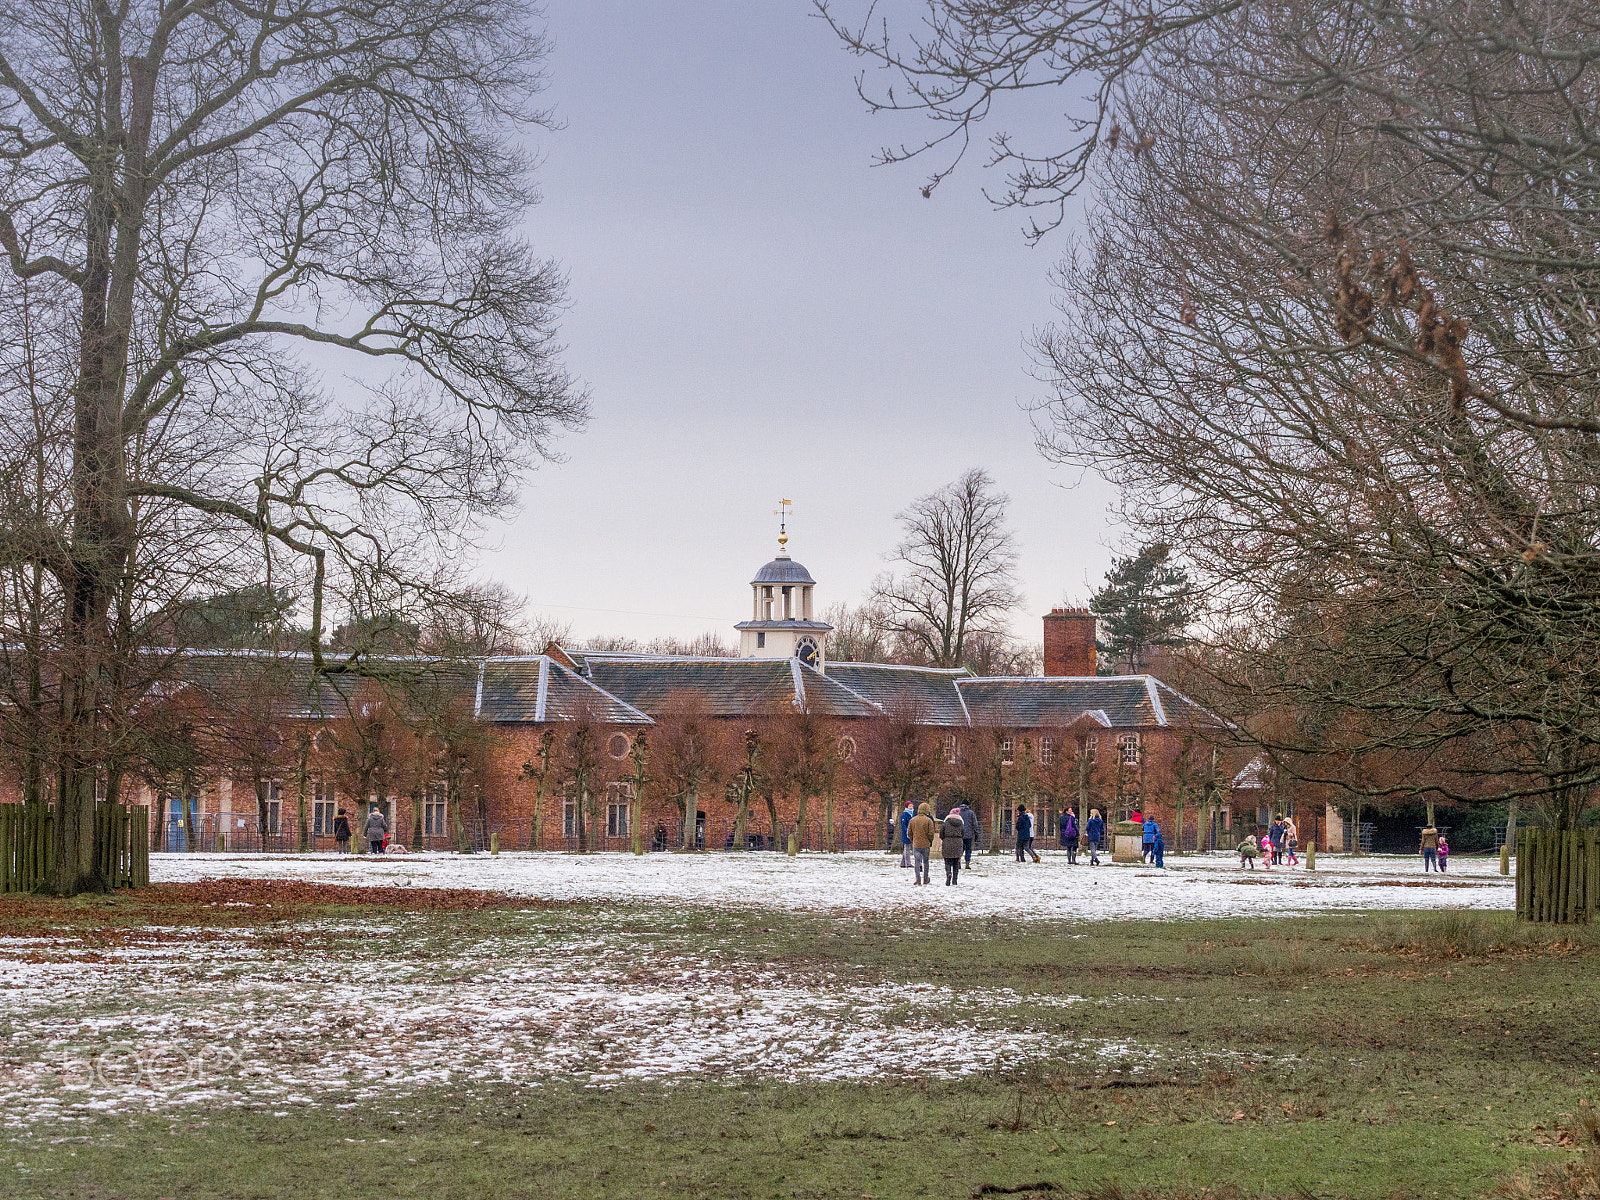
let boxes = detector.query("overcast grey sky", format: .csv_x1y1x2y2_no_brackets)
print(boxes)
487,1,1119,646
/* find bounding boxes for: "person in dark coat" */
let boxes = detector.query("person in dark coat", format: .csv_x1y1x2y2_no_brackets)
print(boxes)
899,800,915,868
1014,803,1040,863
1142,815,1158,863
1269,816,1287,865
332,809,351,854
959,802,977,867
1151,824,1165,869
1059,808,1079,864
941,808,967,885
1085,808,1104,866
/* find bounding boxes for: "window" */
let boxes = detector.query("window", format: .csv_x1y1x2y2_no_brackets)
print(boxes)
608,733,631,759
837,736,856,763
1086,735,1099,754
1040,738,1054,766
756,631,766,649
1002,806,1013,836
563,797,576,838
314,728,333,752
607,783,632,837
312,779,338,834
258,780,281,834
423,788,447,837
943,734,958,764
1000,736,1014,766
1118,733,1141,766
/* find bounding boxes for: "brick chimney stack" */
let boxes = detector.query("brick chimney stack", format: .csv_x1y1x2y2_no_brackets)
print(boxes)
1042,608,1097,677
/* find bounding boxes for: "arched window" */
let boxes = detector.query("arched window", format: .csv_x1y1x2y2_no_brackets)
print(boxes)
836,735,857,762
608,733,631,759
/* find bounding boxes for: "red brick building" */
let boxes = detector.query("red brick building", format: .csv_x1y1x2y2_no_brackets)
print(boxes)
92,540,1238,853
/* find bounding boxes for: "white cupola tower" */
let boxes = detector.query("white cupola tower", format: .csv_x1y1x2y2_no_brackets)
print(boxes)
735,501,832,670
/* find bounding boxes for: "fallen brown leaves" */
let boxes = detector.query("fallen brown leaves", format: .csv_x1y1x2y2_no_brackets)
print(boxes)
0,878,564,938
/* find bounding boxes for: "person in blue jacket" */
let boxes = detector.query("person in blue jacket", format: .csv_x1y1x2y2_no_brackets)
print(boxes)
1085,808,1104,866
1151,823,1165,869
1059,807,1079,864
1142,815,1158,863
1014,803,1040,862
899,800,914,868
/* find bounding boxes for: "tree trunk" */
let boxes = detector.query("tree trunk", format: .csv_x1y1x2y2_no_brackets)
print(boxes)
1506,798,1518,859
824,783,836,853
1349,799,1363,856
633,785,645,855
766,791,781,852
180,769,197,853
679,786,695,850
295,739,310,852
448,773,472,853
411,787,424,849
531,774,548,850
574,778,589,852
988,770,1003,856
794,792,810,853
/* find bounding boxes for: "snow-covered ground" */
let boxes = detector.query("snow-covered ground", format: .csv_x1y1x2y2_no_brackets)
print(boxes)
0,915,1206,1131
152,848,1513,922
0,851,1509,1131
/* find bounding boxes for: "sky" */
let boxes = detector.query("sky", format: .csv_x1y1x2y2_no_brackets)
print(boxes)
486,1,1120,647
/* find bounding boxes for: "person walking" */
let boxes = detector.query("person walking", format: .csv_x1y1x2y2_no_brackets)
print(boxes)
900,800,915,868
1060,807,1079,865
1436,833,1450,873
363,805,389,856
959,802,977,868
941,806,968,885
332,809,351,854
1085,808,1104,866
1014,803,1040,863
1420,824,1440,871
1152,823,1165,869
1141,814,1157,863
1284,815,1300,866
1269,816,1288,865
1237,832,1259,868
908,802,938,886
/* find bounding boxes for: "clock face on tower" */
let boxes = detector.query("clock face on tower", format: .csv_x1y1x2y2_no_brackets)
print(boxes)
796,636,820,668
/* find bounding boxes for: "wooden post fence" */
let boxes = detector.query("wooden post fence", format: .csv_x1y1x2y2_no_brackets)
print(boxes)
1,801,148,893
1516,828,1599,924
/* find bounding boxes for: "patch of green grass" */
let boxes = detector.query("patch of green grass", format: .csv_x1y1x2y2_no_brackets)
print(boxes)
3,903,1598,1199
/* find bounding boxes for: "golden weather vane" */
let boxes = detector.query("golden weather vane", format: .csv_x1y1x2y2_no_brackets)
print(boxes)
773,499,793,552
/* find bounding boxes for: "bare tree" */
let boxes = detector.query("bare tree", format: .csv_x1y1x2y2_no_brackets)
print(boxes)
0,0,587,892
851,701,943,851
824,0,1600,828
873,469,1021,670
650,692,731,850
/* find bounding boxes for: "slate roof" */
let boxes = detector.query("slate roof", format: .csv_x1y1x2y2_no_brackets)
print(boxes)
822,662,972,726
751,557,816,585
475,656,650,725
169,650,478,719
581,655,876,719
955,675,1221,731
